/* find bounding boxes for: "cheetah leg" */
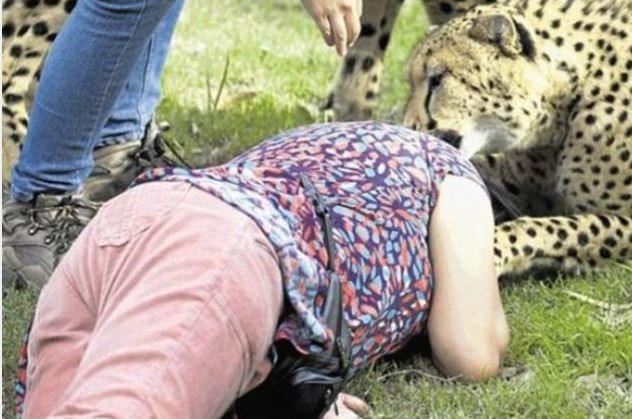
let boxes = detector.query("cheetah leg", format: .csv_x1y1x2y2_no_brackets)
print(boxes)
494,214,632,277
2,4,71,180
470,147,560,222
487,96,632,276
325,0,404,121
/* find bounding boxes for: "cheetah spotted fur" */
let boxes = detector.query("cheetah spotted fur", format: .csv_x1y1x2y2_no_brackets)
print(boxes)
326,0,631,276
401,0,631,276
3,0,631,277
2,0,76,178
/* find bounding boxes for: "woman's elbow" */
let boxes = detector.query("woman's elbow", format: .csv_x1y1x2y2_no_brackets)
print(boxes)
436,322,510,382
455,343,507,382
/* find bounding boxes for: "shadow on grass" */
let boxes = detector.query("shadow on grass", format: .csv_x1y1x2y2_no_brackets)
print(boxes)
157,92,318,168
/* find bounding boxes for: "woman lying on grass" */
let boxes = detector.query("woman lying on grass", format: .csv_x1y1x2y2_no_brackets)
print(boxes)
16,121,509,419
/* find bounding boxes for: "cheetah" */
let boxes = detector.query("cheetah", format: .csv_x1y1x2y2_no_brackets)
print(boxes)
324,0,491,121
400,0,632,276
2,0,76,179
3,0,631,277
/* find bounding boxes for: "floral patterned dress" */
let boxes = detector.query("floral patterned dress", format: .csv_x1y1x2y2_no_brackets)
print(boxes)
15,122,485,414
138,121,485,369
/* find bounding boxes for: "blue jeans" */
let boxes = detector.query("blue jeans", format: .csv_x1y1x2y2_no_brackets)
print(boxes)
11,0,185,202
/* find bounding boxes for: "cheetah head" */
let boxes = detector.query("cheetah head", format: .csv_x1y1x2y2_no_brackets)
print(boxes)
403,6,561,157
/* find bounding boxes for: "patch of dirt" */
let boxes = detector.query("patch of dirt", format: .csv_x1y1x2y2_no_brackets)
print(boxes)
575,374,632,417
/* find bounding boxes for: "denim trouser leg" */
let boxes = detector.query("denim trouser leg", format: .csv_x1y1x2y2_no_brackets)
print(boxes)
11,0,182,202
97,0,184,147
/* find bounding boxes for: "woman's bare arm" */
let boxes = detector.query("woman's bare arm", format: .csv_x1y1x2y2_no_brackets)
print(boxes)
427,175,510,381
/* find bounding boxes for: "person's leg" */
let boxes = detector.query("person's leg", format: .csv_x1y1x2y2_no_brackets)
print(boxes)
20,259,98,418
10,0,178,202
96,0,184,147
3,0,182,291
85,0,185,202
24,183,284,419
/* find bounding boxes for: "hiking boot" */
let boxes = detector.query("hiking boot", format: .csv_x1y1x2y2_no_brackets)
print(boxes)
85,121,186,202
3,192,99,291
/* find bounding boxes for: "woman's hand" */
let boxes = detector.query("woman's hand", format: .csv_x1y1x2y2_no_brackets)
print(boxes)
322,393,370,418
301,0,363,56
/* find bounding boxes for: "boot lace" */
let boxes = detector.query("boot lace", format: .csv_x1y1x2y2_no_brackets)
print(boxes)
18,197,98,255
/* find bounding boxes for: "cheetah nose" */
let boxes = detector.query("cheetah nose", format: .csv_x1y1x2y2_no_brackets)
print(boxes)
429,129,462,149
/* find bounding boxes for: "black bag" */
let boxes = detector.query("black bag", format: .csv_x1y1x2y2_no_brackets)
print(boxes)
233,270,351,419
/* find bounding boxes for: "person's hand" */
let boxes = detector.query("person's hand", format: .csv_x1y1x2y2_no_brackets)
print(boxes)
322,393,371,418
301,0,363,56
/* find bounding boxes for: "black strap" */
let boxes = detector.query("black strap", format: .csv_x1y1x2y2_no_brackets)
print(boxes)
299,173,351,371
299,173,337,271
231,174,353,419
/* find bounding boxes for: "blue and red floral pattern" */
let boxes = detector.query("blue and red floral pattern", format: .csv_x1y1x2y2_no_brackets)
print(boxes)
15,122,486,415
138,121,485,370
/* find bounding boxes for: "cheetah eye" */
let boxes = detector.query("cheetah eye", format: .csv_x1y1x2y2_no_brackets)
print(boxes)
428,73,444,89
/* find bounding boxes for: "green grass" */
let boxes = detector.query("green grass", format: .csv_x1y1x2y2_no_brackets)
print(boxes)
347,267,632,418
157,0,427,166
3,0,632,417
3,289,37,417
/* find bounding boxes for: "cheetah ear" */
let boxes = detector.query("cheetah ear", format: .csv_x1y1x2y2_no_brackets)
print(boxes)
468,14,535,59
